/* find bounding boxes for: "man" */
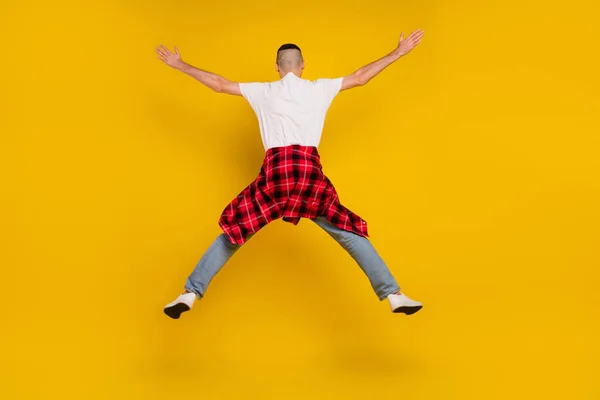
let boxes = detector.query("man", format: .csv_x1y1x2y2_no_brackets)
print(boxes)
156,29,425,319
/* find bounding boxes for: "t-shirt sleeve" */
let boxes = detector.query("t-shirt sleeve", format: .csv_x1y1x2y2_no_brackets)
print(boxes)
239,82,268,109
315,77,344,104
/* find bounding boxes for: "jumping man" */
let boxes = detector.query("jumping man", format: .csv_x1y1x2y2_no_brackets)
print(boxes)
156,29,425,319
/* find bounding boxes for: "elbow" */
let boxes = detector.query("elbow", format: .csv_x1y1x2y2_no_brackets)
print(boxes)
213,82,224,93
213,77,227,93
355,73,368,87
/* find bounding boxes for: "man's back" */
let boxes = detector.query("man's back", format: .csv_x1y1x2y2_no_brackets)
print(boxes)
239,72,343,150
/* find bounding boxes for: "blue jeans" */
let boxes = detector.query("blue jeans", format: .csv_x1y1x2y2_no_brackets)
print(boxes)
184,216,401,301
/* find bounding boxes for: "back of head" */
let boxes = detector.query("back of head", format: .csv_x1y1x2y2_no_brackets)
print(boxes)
276,44,304,77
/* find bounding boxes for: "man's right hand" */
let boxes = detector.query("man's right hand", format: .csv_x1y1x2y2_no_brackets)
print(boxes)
341,29,425,91
156,45,185,70
393,29,425,58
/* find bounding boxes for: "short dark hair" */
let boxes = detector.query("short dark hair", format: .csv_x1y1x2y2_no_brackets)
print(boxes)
277,43,302,60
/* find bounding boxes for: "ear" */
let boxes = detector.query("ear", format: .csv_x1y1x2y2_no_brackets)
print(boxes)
275,61,280,72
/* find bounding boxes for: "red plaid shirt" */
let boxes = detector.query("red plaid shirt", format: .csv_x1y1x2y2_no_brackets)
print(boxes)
218,145,369,244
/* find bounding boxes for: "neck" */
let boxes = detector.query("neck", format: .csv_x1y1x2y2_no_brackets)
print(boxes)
283,71,300,78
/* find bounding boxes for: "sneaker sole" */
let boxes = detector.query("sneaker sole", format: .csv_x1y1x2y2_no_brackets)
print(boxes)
164,303,190,319
393,305,423,315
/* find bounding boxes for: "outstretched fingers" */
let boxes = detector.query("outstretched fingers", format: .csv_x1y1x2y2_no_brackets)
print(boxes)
156,45,175,64
156,45,173,59
159,44,173,54
403,30,424,49
408,29,425,42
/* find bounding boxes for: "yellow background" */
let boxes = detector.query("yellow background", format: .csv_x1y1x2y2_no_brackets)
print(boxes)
1,0,599,399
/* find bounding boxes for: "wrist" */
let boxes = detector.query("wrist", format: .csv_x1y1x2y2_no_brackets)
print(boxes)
390,49,403,61
175,60,188,71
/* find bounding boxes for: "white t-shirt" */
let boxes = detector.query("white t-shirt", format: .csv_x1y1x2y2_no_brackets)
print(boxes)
239,72,343,150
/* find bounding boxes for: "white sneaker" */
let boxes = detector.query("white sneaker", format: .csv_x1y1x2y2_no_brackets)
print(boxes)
387,293,423,315
164,293,196,319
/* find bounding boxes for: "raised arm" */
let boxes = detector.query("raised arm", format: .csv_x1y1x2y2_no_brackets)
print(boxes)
156,45,242,96
341,29,424,91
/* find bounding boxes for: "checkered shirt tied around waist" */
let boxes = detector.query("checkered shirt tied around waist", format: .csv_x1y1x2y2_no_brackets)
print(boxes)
218,145,369,245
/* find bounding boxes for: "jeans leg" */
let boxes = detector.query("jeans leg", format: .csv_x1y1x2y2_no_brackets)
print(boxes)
312,216,400,300
184,233,254,299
